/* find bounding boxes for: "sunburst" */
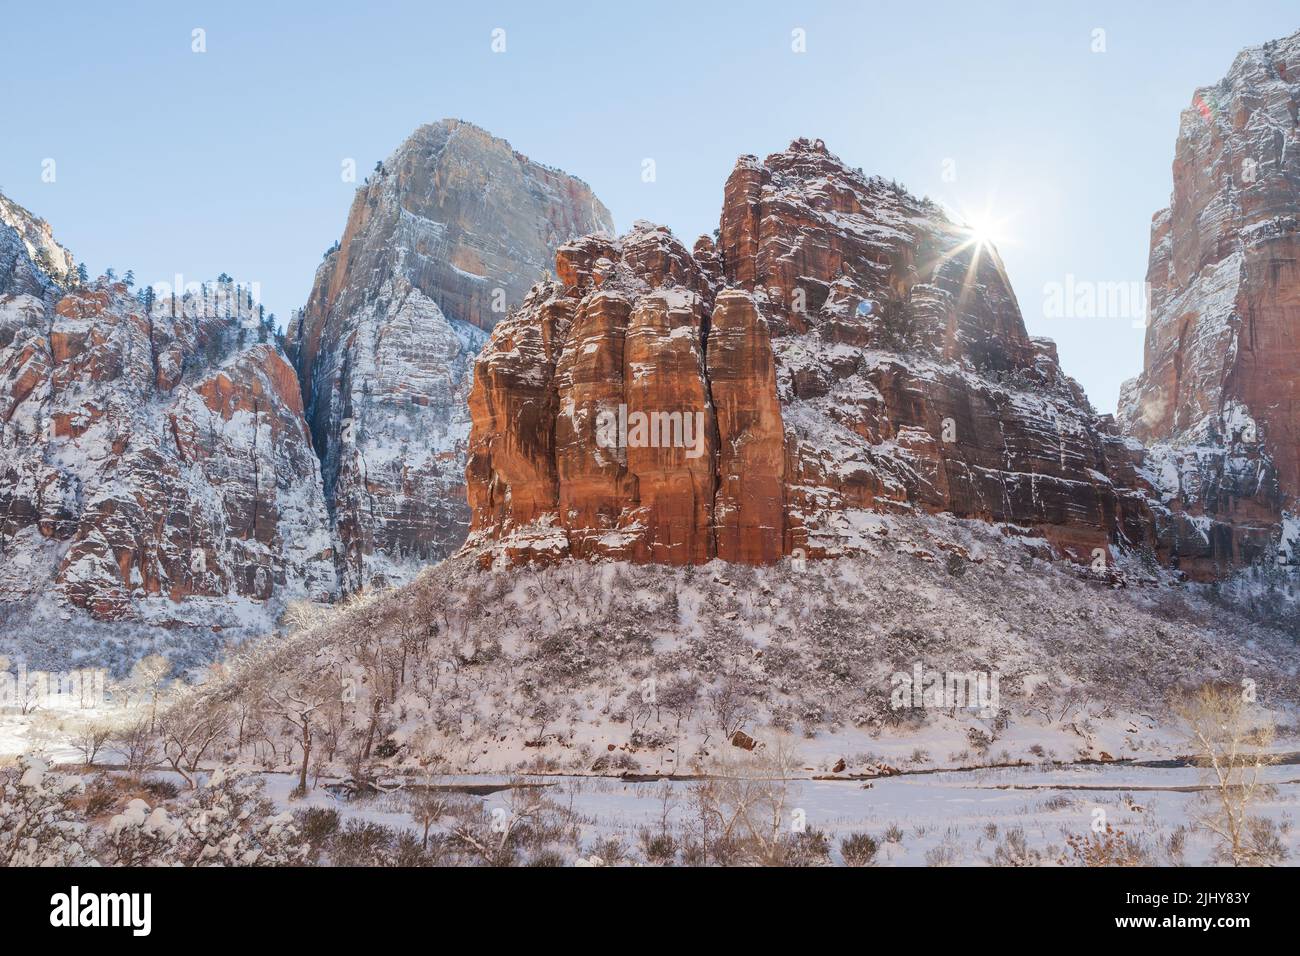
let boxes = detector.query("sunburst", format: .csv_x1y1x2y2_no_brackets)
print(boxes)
925,201,1018,308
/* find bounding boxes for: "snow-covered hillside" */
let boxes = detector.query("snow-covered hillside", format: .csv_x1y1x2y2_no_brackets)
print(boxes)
142,512,1298,783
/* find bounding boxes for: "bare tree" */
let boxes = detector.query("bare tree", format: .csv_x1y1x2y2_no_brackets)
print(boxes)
156,692,230,788
689,736,805,865
262,666,333,796
70,720,113,766
659,673,701,731
709,677,753,741
111,654,171,733
1173,682,1279,866
111,715,160,776
448,784,545,865
1,659,45,716
407,766,453,850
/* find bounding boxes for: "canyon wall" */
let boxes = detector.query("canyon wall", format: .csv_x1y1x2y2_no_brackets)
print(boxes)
1119,28,1300,576
289,119,613,589
1,232,335,632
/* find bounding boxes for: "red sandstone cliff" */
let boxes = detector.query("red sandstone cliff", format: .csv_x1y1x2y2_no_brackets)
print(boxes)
1119,28,1300,575
1,266,336,631
466,139,1164,567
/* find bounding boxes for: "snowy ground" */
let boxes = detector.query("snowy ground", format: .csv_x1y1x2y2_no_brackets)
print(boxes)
253,761,1299,866
0,702,110,763
5,704,1295,865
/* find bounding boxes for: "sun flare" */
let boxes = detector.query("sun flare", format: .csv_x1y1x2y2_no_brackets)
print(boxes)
923,201,1020,306
965,215,1002,250
960,208,1013,253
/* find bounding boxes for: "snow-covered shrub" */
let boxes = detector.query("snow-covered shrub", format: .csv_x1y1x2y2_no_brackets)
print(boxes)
92,769,306,867
527,849,567,867
330,820,402,866
638,828,678,865
293,809,447,867
783,828,832,866
0,756,94,866
292,806,341,863
989,826,1042,866
586,835,627,866
1239,817,1288,866
98,799,177,866
82,774,118,817
171,769,306,866
1061,824,1149,867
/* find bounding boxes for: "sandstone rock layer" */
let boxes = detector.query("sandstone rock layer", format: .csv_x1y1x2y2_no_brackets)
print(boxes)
467,140,1168,567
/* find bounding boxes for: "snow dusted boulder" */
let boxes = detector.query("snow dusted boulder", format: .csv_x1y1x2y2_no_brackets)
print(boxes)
288,119,613,590
1118,28,1300,576
466,139,1161,567
0,274,336,641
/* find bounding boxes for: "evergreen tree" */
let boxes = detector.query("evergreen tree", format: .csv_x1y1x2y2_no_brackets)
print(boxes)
34,249,51,274
76,263,89,284
124,269,135,287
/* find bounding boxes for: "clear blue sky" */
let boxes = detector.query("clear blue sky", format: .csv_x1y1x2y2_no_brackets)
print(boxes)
3,1,1297,412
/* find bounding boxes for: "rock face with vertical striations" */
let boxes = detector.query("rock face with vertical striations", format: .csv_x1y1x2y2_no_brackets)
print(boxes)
0,210,336,652
466,138,1166,567
288,119,613,589
1119,28,1300,576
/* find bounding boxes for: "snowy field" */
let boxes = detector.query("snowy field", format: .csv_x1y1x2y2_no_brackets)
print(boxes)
253,761,1299,866
3,699,1295,865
